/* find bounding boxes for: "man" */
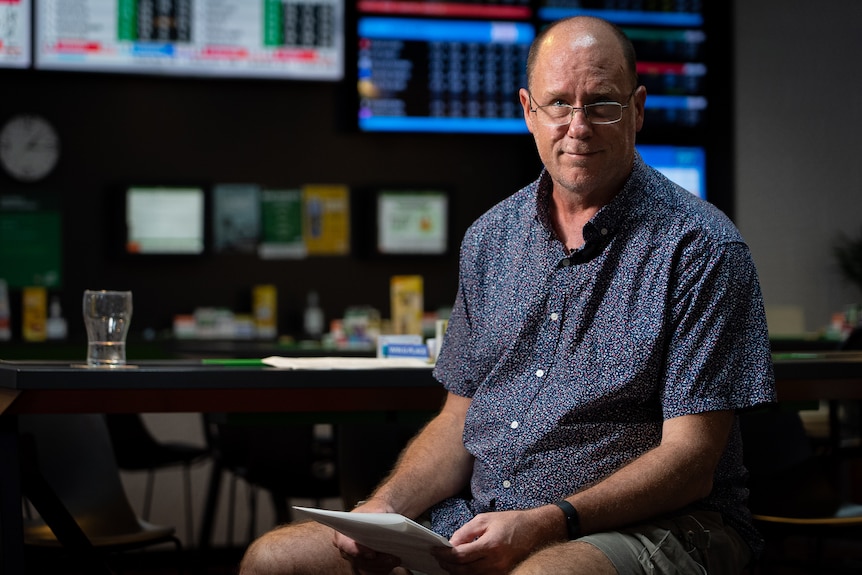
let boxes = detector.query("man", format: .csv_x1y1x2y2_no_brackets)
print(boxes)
241,16,775,575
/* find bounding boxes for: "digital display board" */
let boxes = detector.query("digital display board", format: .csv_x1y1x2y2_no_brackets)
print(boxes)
0,0,31,68
357,16,533,134
353,0,713,135
35,0,345,80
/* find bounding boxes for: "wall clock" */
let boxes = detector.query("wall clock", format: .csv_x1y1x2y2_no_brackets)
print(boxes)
0,114,61,182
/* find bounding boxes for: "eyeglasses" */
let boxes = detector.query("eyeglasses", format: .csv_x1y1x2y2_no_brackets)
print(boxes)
528,89,636,127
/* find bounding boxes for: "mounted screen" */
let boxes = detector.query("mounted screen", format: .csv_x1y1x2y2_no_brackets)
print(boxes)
35,0,344,80
536,2,708,134
377,189,449,255
352,186,452,258
637,144,706,200
355,0,534,134
352,1,713,137
124,186,206,255
0,0,31,69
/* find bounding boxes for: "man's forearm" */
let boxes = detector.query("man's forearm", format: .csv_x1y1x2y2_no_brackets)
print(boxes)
566,410,734,534
369,392,474,519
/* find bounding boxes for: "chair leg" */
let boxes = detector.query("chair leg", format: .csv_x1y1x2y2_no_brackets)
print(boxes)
182,463,194,544
143,469,156,521
198,459,223,550
247,484,258,545
226,474,238,547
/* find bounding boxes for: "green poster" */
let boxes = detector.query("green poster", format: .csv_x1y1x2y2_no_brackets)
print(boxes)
0,207,62,288
258,188,305,259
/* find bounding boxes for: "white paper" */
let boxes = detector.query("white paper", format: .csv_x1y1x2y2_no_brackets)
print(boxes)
261,356,432,370
292,506,451,575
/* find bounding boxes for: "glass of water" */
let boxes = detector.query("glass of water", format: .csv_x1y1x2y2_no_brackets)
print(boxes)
82,290,133,368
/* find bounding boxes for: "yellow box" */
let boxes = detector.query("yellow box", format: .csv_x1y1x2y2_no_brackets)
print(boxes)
252,284,278,339
390,275,423,335
22,286,47,342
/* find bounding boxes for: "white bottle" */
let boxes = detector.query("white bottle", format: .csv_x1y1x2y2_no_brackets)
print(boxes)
303,291,325,340
46,296,68,340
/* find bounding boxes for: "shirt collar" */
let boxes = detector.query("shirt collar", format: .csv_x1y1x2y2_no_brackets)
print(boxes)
532,151,648,244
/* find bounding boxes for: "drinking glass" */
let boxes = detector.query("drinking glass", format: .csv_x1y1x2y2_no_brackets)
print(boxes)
82,290,133,367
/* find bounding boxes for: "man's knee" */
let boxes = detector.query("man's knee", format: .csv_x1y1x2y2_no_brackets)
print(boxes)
240,521,348,575
512,541,616,575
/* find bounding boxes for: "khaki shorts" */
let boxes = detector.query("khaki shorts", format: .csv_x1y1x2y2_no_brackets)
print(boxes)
579,510,751,574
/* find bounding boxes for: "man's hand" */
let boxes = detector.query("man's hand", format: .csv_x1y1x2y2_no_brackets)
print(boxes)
331,499,403,574
431,507,564,574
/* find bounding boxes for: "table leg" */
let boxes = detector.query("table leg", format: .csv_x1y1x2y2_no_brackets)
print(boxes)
0,416,25,575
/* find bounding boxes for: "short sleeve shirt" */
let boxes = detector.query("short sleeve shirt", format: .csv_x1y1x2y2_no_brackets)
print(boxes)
430,155,776,553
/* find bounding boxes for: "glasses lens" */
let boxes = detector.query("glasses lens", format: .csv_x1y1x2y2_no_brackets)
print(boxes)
586,103,622,124
538,105,573,126
538,105,572,126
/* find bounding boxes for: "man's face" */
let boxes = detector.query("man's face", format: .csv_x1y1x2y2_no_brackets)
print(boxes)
519,25,645,200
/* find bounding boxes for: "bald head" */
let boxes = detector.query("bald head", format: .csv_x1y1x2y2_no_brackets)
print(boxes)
526,17,638,92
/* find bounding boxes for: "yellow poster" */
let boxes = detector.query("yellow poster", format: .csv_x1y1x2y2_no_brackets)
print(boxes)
303,185,350,256
391,275,424,335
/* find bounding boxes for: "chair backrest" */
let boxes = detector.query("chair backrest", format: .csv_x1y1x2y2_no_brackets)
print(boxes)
204,415,339,499
19,414,153,539
103,413,164,469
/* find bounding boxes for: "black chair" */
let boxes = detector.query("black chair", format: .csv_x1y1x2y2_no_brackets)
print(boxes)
19,414,182,574
198,414,340,549
740,408,862,573
104,413,209,544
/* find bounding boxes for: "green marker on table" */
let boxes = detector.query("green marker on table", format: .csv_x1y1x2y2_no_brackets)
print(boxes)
771,352,821,360
201,358,265,366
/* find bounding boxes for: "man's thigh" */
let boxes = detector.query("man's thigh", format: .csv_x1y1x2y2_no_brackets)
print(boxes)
579,511,751,575
241,520,351,575
512,541,616,575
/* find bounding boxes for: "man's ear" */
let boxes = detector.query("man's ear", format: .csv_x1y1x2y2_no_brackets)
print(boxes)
519,88,536,134
634,85,647,133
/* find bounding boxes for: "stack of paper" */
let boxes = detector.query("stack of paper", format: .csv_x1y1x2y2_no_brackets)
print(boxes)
261,356,431,369
292,506,451,575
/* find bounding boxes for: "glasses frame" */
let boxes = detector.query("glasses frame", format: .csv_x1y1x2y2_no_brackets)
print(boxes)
528,88,637,127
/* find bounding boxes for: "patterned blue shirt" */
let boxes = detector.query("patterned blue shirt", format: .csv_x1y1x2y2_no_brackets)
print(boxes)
430,154,776,553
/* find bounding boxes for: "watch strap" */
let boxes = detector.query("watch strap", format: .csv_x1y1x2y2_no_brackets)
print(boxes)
553,500,582,540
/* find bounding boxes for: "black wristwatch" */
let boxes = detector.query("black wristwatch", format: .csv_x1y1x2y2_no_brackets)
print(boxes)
553,500,582,540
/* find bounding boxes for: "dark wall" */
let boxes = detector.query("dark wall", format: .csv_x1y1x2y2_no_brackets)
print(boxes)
1,69,542,339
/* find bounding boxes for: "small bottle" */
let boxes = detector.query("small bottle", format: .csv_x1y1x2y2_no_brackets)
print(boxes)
303,291,325,340
46,296,68,340
0,279,10,341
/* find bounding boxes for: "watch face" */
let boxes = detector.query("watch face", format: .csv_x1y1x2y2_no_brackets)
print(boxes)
0,114,60,182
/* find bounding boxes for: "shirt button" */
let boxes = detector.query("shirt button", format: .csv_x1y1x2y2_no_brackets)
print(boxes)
502,480,512,489
561,259,571,267
601,228,609,235
550,312,559,321
535,369,544,377
510,421,519,429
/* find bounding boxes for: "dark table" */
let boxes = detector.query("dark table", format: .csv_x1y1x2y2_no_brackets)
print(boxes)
0,359,444,574
768,351,862,401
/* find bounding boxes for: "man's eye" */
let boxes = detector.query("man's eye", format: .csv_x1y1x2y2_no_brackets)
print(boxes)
550,101,569,108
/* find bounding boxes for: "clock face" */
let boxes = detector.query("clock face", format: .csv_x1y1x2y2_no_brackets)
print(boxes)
0,114,61,182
